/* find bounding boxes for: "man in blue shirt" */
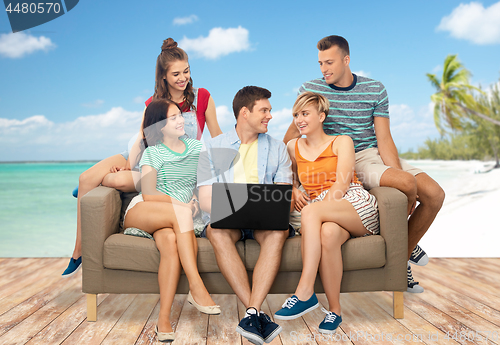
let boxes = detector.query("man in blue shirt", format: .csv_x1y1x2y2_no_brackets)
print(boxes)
198,86,293,345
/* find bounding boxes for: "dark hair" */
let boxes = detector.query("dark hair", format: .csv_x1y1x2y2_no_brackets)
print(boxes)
142,99,182,148
153,38,196,112
232,86,272,119
317,35,350,57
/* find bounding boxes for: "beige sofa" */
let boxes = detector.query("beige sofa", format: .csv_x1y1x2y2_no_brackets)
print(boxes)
81,186,408,322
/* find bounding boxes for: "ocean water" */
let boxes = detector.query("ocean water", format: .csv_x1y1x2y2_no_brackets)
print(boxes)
0,160,490,257
0,162,95,257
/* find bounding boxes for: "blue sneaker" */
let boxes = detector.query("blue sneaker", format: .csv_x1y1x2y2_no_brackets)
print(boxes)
62,256,82,278
259,312,282,343
273,294,319,320
236,308,264,345
318,308,342,334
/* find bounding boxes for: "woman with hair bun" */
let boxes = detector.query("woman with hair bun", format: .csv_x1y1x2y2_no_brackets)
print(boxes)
62,38,222,277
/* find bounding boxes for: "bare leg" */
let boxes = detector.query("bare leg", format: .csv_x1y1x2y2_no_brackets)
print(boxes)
294,200,368,301
206,226,252,307
102,170,140,192
407,173,444,259
124,201,215,307
249,229,289,311
380,169,445,258
74,154,126,259
379,168,417,216
153,228,181,333
318,222,350,315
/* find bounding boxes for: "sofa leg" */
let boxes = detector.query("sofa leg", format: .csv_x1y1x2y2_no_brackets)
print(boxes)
87,294,97,322
393,291,404,319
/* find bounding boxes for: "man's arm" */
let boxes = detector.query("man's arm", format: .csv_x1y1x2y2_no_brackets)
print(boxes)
283,120,301,144
374,117,402,170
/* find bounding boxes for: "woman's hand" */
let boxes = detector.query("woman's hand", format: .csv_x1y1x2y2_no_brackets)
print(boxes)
110,165,128,173
189,197,200,217
293,187,310,212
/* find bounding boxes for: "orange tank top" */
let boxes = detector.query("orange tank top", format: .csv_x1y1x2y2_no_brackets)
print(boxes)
295,137,361,199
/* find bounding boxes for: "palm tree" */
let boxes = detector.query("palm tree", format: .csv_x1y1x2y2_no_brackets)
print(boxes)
427,54,500,135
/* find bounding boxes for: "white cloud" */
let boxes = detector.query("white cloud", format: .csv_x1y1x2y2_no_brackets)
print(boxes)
353,70,371,77
389,103,440,151
437,1,500,45
267,107,293,141
173,15,199,26
0,32,56,58
179,26,251,60
0,107,142,161
81,99,104,108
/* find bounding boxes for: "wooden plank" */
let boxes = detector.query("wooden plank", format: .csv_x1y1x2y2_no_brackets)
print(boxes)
404,290,500,345
412,263,500,312
0,259,67,307
0,277,83,345
400,291,492,345
432,258,500,288
368,292,460,345
0,259,60,292
101,294,159,345
60,294,136,344
237,297,255,345
171,293,209,345
337,292,424,345
302,294,353,345
416,261,499,298
473,258,500,275
0,270,81,337
207,294,241,345
25,294,109,345
266,294,316,345
409,267,500,328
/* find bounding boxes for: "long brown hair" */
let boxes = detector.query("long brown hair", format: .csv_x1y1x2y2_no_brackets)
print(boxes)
153,38,196,112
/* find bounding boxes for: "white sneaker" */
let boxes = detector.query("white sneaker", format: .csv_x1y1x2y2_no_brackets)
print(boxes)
409,244,429,266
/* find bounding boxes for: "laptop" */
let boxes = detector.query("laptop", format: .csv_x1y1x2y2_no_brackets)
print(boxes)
210,183,292,230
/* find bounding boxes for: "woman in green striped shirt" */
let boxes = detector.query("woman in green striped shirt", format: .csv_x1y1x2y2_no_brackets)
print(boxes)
124,99,220,342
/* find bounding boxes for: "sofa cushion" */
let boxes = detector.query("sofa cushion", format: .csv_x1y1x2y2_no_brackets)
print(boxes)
245,235,386,272
103,235,244,273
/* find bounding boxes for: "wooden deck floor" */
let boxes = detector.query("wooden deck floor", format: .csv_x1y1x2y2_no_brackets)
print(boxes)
0,258,499,344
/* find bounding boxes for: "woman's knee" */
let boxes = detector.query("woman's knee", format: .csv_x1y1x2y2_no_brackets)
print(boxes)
155,230,178,253
320,223,347,249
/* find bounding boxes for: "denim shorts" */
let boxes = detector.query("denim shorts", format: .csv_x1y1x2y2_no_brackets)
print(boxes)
200,224,295,241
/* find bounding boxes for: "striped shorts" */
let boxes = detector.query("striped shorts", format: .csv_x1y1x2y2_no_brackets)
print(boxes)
312,183,380,235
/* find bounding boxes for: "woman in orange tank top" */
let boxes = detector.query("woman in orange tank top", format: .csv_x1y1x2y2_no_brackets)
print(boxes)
274,92,379,334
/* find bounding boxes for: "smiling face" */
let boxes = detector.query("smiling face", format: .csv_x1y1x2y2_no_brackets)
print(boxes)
161,104,185,139
318,45,350,86
164,60,190,93
245,98,273,134
293,103,325,136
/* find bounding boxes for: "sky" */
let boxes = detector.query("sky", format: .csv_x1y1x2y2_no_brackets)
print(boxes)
1,0,500,161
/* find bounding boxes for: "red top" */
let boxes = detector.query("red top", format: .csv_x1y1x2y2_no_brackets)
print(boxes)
145,87,210,139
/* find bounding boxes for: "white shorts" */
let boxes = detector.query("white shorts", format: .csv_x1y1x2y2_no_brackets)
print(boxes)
355,147,423,190
312,183,380,235
124,194,144,221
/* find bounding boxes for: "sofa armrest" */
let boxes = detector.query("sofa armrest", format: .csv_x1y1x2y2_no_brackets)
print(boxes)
81,186,121,293
370,187,408,289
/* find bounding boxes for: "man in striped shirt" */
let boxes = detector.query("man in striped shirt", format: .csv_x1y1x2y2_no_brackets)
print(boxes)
284,35,445,293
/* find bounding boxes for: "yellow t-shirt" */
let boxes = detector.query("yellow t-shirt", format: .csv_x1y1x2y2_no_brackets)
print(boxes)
233,139,259,183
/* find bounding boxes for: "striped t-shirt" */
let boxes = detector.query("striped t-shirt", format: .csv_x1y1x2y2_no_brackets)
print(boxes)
140,138,202,203
299,74,389,153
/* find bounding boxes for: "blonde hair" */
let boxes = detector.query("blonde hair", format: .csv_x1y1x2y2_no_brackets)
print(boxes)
292,92,330,118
